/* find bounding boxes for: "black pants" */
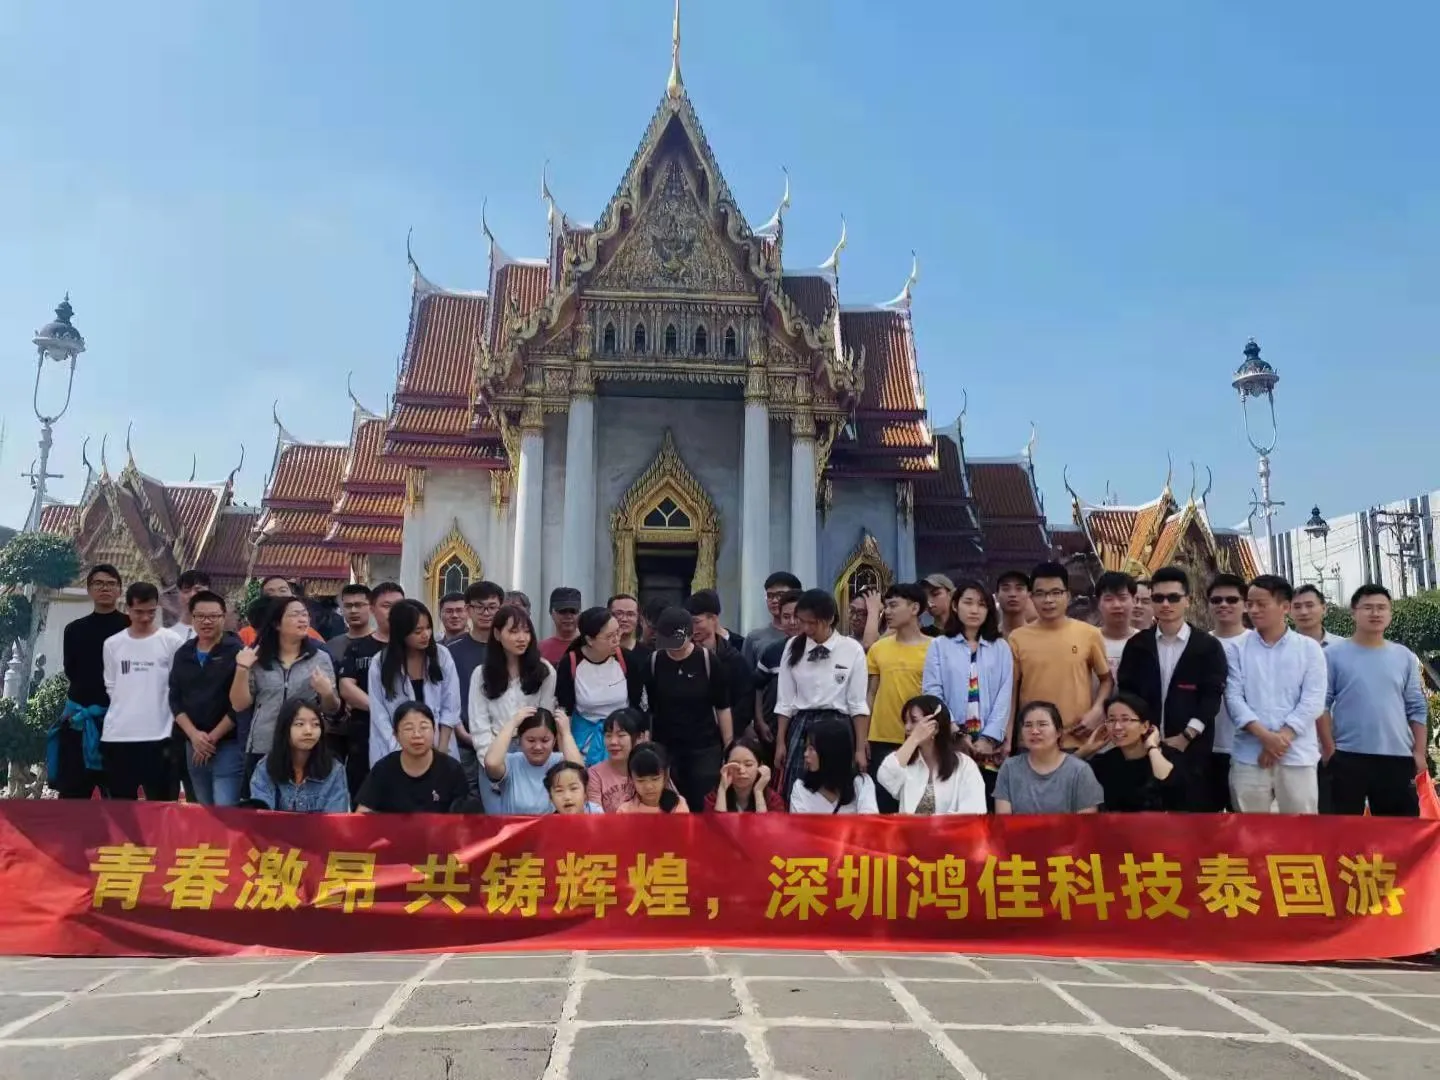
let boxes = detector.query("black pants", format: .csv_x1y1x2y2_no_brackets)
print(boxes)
868,740,902,814
166,731,195,802
1200,752,1232,813
102,740,172,802
54,723,107,799
671,743,723,813
1326,751,1420,817
241,751,265,801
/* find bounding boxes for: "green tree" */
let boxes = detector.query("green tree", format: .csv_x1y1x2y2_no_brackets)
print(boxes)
0,532,82,590
0,672,69,796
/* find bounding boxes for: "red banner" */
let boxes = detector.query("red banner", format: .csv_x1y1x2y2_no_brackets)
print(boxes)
1,802,1437,961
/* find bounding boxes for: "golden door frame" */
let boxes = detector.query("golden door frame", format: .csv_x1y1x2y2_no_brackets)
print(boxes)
610,430,720,597
833,531,894,613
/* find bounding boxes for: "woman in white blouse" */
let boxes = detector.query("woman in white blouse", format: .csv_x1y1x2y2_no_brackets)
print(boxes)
877,695,987,815
774,590,870,808
790,716,879,814
366,599,461,766
469,605,557,758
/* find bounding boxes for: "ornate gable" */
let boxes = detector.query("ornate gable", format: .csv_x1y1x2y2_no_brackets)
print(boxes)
589,156,752,296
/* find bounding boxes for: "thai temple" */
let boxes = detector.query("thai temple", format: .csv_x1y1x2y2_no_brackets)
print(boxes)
35,10,1255,638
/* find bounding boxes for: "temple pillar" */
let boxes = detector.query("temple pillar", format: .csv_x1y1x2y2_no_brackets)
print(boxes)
790,412,818,590
896,481,917,582
511,401,545,607
560,368,596,601
741,394,771,633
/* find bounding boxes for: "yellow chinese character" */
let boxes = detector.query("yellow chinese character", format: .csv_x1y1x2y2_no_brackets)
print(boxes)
905,855,969,920
765,855,829,920
554,853,618,918
976,855,1043,919
1195,854,1262,918
836,855,899,921
1117,853,1189,920
479,853,546,916
89,844,159,911
1266,855,1335,917
235,847,308,911
1047,855,1114,921
627,853,690,917
1338,855,1405,916
314,852,377,913
163,844,231,910
405,854,470,915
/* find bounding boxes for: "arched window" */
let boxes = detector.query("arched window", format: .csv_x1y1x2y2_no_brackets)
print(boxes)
440,556,470,598
723,326,738,358
693,325,708,356
602,322,617,355
664,324,679,355
642,495,693,530
633,322,647,354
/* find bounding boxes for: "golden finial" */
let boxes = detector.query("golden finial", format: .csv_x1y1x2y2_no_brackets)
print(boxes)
667,0,683,99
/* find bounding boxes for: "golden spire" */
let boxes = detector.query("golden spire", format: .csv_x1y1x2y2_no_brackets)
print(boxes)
667,0,683,99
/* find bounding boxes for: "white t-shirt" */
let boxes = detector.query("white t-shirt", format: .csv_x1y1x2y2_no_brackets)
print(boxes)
789,774,879,814
102,629,184,742
572,655,630,719
1101,630,1134,679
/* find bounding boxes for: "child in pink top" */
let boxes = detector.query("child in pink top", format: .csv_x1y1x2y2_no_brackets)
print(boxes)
587,708,645,812
616,742,690,813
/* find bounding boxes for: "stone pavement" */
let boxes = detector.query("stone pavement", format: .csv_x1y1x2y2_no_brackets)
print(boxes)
1,950,1437,1080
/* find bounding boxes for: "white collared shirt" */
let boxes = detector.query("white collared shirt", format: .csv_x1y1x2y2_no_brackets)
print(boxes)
1155,622,1192,710
775,633,870,718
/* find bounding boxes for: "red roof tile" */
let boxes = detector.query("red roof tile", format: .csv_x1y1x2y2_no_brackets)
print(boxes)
914,437,977,534
968,461,1042,521
334,491,405,519
346,418,406,487
163,486,222,547
780,274,833,326
982,522,1051,553
489,263,551,354
841,309,922,413
860,420,931,450
1126,500,1169,564
324,522,403,549
1049,525,1094,559
390,404,473,437
252,543,350,578
1149,514,1189,569
401,293,487,400
39,504,78,534
131,474,177,540
201,508,259,576
1084,507,1140,550
1214,531,1261,580
264,509,332,538
384,439,507,463
268,444,348,506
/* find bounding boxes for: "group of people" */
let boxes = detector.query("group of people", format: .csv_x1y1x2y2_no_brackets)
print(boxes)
50,555,1431,820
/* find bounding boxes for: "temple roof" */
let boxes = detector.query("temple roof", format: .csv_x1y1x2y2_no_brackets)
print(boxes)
38,504,78,533
266,443,349,507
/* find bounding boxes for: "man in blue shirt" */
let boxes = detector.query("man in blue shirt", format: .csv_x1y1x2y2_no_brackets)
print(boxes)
1323,584,1429,817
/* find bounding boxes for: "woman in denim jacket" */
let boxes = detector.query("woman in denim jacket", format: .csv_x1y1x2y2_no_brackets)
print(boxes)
248,699,350,812
921,580,1014,793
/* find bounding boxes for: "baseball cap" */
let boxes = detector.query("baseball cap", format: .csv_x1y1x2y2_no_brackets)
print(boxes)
654,606,694,650
922,573,955,592
549,586,582,613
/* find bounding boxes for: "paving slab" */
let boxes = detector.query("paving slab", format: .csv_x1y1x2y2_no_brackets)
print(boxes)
10,988,230,1037
747,977,906,1022
393,980,567,1027
767,1026,956,1079
351,1028,555,1080
141,1030,358,1079
905,978,1089,1026
1220,988,1438,1037
950,1029,1165,1079
571,1025,749,1080
201,982,397,1033
575,976,739,1022
1064,984,1266,1032
1135,1034,1351,1079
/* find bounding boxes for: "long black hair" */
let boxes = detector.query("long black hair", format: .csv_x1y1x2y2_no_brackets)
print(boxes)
481,604,549,699
379,599,443,698
717,734,768,812
265,697,336,787
901,694,960,782
944,579,1002,643
256,597,310,668
801,716,860,806
569,606,617,657
786,589,838,667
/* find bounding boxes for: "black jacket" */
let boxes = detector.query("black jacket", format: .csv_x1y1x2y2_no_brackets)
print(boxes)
713,636,755,736
168,632,243,737
1116,626,1228,756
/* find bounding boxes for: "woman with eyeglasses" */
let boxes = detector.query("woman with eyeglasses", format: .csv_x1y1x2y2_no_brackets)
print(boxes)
774,590,870,808
993,701,1103,814
1075,693,1191,812
554,607,644,766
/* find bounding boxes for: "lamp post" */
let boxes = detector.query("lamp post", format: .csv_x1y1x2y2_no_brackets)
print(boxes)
13,296,85,704
1232,339,1282,574
1303,505,1336,602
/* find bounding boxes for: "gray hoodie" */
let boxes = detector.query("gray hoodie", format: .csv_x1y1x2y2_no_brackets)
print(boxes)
244,639,336,755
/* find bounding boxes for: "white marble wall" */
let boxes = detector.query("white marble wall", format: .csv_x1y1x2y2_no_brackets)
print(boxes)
398,468,511,603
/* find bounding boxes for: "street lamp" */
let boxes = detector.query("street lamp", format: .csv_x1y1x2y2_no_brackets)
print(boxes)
24,295,85,530
1232,339,1282,573
11,296,85,705
1303,506,1337,602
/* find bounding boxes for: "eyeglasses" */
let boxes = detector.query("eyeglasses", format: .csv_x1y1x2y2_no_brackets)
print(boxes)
1208,595,1241,606
90,580,120,590
1032,588,1067,600
192,612,225,622
469,602,501,614
1152,592,1186,605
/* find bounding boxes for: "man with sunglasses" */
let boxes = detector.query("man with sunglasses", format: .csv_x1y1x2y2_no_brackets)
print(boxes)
1117,566,1228,807
1203,573,1250,811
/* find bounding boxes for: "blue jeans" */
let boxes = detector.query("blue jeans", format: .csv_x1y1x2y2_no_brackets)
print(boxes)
187,739,245,807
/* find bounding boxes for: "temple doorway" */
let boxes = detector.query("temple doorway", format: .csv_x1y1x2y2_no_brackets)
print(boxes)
636,542,698,611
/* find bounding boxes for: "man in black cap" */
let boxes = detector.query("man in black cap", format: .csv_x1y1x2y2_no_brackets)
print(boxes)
645,605,733,811
539,587,582,664
686,589,755,741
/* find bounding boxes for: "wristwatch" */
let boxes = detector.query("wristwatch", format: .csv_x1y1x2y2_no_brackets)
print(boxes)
1180,729,1196,743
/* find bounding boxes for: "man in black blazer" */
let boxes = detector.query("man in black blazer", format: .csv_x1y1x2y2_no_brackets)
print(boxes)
1116,565,1228,772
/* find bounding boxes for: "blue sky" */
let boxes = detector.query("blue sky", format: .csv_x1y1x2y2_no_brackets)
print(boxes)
1,0,1435,537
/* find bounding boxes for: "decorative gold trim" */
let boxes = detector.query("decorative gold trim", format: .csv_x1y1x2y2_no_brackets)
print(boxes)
423,519,483,611
815,420,838,492
610,429,720,597
833,531,893,613
405,468,426,509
